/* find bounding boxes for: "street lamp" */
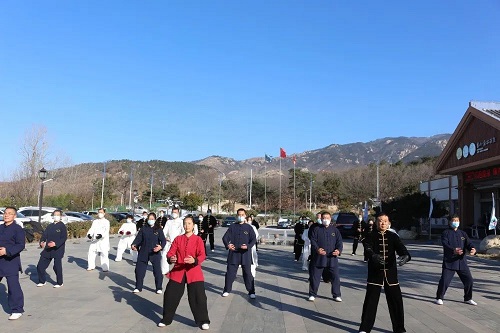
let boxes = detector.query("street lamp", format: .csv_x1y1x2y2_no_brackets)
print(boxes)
38,167,48,223
133,189,138,214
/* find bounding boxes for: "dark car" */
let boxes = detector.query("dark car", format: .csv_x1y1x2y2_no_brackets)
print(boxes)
65,211,93,221
110,212,128,222
333,212,359,237
222,216,237,227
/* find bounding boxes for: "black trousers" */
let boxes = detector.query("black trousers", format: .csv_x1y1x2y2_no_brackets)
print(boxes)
161,275,210,326
208,233,215,250
360,283,406,333
37,256,63,285
294,240,303,260
224,263,255,294
135,254,163,291
436,267,473,301
352,237,360,254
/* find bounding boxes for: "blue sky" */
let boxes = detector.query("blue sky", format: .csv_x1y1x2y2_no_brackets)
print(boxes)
1,1,499,179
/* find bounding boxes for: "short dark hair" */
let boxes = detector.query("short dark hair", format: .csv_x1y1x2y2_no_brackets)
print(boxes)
376,212,389,219
172,207,180,213
52,209,63,216
126,214,133,219
237,208,246,215
321,211,331,218
98,208,106,213
450,214,460,220
4,206,17,213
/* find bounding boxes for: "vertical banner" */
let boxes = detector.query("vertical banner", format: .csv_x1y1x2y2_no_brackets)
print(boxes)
489,192,498,233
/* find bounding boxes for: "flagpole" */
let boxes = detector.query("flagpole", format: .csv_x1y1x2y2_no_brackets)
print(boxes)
279,156,282,216
293,159,296,218
100,161,106,208
264,165,267,218
249,168,253,209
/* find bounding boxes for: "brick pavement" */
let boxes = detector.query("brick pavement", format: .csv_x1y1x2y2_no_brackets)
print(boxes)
1,227,499,332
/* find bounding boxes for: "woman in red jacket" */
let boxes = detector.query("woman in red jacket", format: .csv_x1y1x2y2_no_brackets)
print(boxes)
158,215,210,330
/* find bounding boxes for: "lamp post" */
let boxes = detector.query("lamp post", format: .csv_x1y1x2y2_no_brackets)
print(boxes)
133,189,138,215
38,167,48,224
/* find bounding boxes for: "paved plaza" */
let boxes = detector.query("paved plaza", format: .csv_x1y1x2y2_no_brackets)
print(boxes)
1,227,499,333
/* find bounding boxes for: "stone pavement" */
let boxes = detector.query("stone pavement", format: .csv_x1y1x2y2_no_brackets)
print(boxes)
1,227,499,333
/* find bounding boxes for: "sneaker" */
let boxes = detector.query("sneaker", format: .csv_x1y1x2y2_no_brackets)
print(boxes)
156,290,163,294
86,268,94,271
249,294,256,299
222,292,229,297
211,249,215,252
334,297,342,302
201,323,210,330
36,282,46,287
158,322,166,327
308,296,315,301
53,284,63,288
8,313,22,320
359,331,367,333
351,253,356,256
294,259,298,262
435,299,443,305
465,299,477,306
363,260,368,263
133,289,140,293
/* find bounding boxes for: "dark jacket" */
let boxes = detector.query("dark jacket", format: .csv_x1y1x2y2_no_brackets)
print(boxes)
0,223,25,276
202,215,218,234
132,225,166,262
310,224,343,268
363,230,411,286
40,222,67,259
441,228,474,270
222,222,256,265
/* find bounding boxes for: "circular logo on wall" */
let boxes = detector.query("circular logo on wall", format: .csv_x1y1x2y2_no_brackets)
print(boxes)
456,147,462,160
463,144,469,158
469,142,476,156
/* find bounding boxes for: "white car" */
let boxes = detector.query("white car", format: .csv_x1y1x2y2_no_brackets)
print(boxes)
40,212,82,224
18,206,59,221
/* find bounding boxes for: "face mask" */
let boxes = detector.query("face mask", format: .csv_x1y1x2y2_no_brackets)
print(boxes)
317,219,322,224
160,213,164,217
451,222,460,228
322,219,331,226
199,216,203,220
126,218,132,223
143,215,147,219
98,213,105,219
237,216,245,223
53,216,61,222
147,219,155,226
172,213,179,219
207,212,211,216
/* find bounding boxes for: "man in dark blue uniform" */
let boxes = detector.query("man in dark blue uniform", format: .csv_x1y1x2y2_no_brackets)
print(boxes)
309,211,343,302
359,212,411,333
222,208,256,299
36,209,68,288
0,207,26,320
132,212,167,294
435,214,477,306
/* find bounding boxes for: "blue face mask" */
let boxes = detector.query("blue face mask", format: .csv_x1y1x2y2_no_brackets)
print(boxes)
237,216,245,223
147,219,155,226
451,222,460,229
317,219,322,224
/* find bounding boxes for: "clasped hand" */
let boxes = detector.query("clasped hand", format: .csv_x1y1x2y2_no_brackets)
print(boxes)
153,244,162,252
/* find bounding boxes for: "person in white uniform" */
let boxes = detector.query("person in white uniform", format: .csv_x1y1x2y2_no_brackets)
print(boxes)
245,216,259,277
301,220,313,271
161,207,185,275
115,214,138,262
86,208,110,272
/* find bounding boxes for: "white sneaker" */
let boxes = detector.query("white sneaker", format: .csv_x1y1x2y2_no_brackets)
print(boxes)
133,289,140,293
36,282,46,287
308,296,315,301
435,299,443,305
53,284,63,288
86,268,94,271
334,297,343,302
211,249,215,252
158,322,166,327
359,331,367,333
351,253,356,256
156,290,163,294
222,292,229,297
249,294,256,299
201,323,210,330
465,299,477,306
8,313,22,320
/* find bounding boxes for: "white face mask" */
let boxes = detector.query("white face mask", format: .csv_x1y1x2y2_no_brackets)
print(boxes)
322,219,331,226
98,213,105,219
172,212,179,219
147,219,155,226
126,218,132,223
53,215,61,222
160,213,164,217
317,218,322,224
237,216,246,223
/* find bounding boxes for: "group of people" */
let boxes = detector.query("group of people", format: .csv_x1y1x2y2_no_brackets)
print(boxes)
1,205,478,333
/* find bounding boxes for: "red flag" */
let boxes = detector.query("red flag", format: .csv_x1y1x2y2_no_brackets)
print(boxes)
292,155,296,164
280,148,287,158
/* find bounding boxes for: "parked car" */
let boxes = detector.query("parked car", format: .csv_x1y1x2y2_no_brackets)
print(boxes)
277,218,293,229
332,212,359,237
82,211,98,217
40,212,82,224
110,212,128,222
65,211,93,221
222,216,237,227
18,206,59,221
134,206,149,214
